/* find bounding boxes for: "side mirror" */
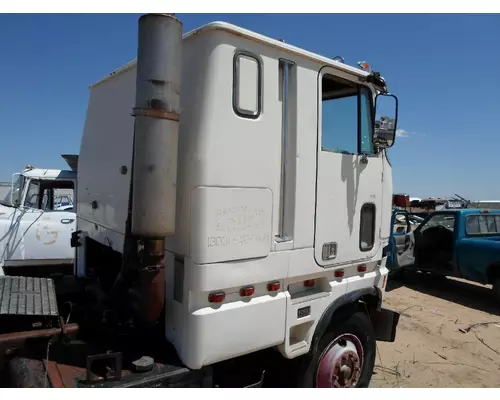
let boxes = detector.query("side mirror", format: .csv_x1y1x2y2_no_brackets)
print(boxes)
10,173,21,207
374,93,398,149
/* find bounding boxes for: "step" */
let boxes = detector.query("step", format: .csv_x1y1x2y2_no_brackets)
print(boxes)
0,276,58,316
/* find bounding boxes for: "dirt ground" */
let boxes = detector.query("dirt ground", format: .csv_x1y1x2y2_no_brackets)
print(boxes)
370,271,500,388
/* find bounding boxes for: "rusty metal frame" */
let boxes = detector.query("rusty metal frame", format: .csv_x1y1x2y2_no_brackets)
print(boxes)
0,322,78,347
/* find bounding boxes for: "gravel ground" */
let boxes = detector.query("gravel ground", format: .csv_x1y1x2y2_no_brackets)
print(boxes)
370,271,500,388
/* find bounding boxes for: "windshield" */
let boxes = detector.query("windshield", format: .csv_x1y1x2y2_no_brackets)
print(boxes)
1,175,24,207
421,213,456,232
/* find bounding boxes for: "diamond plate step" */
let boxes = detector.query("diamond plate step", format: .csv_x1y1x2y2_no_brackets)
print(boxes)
0,276,58,316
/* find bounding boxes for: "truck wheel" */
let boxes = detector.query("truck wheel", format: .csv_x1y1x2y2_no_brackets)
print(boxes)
298,311,376,388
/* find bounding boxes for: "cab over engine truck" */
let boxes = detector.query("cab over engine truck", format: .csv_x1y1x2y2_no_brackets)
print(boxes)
0,156,77,278
0,14,400,388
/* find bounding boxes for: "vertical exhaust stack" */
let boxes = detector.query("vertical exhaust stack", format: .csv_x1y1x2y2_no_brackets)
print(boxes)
131,14,183,325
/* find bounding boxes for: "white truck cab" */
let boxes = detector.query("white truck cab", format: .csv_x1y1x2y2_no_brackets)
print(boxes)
0,156,77,276
73,16,399,385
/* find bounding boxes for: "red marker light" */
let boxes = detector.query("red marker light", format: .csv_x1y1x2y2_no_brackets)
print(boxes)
208,292,225,303
240,286,255,297
267,282,280,292
334,270,345,278
357,61,370,71
303,279,316,287
358,264,367,273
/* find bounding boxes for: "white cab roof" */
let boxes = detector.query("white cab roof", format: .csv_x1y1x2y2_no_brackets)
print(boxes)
23,168,76,180
91,21,371,89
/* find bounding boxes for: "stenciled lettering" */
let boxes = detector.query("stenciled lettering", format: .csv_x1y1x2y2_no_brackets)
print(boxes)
207,233,270,248
208,236,232,248
215,205,266,233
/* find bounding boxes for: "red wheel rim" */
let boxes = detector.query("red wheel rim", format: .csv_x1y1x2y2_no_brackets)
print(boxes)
315,333,364,388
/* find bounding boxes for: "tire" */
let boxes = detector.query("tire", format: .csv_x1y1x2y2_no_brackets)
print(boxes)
297,310,376,388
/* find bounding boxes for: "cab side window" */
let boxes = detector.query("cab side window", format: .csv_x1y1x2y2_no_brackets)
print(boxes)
24,180,75,212
321,75,374,155
24,180,40,208
466,214,500,235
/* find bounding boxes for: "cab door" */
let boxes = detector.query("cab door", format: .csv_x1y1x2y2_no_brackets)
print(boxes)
314,69,384,267
387,210,415,271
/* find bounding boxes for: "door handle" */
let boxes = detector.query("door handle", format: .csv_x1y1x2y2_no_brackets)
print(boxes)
322,242,337,260
61,218,75,224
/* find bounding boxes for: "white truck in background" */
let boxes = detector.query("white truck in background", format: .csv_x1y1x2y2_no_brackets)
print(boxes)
0,155,77,277
1,15,400,389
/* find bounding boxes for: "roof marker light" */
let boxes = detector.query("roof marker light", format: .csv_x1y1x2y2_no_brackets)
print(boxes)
357,61,371,71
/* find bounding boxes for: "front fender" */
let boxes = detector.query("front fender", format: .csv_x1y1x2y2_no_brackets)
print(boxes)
311,286,399,350
312,287,380,344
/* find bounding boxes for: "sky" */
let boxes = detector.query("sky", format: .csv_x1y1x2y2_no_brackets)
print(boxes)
0,13,499,200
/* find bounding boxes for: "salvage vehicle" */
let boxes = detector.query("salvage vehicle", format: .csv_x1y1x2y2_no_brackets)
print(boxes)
0,14,401,388
0,156,77,277
388,209,500,299
393,212,423,231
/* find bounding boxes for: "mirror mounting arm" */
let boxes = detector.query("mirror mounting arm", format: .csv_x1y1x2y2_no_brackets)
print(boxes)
367,71,388,93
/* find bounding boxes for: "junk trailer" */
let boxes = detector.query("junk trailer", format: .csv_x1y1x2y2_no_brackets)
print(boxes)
0,14,401,388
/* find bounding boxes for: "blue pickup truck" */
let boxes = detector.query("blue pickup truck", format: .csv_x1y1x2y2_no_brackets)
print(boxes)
388,209,500,299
